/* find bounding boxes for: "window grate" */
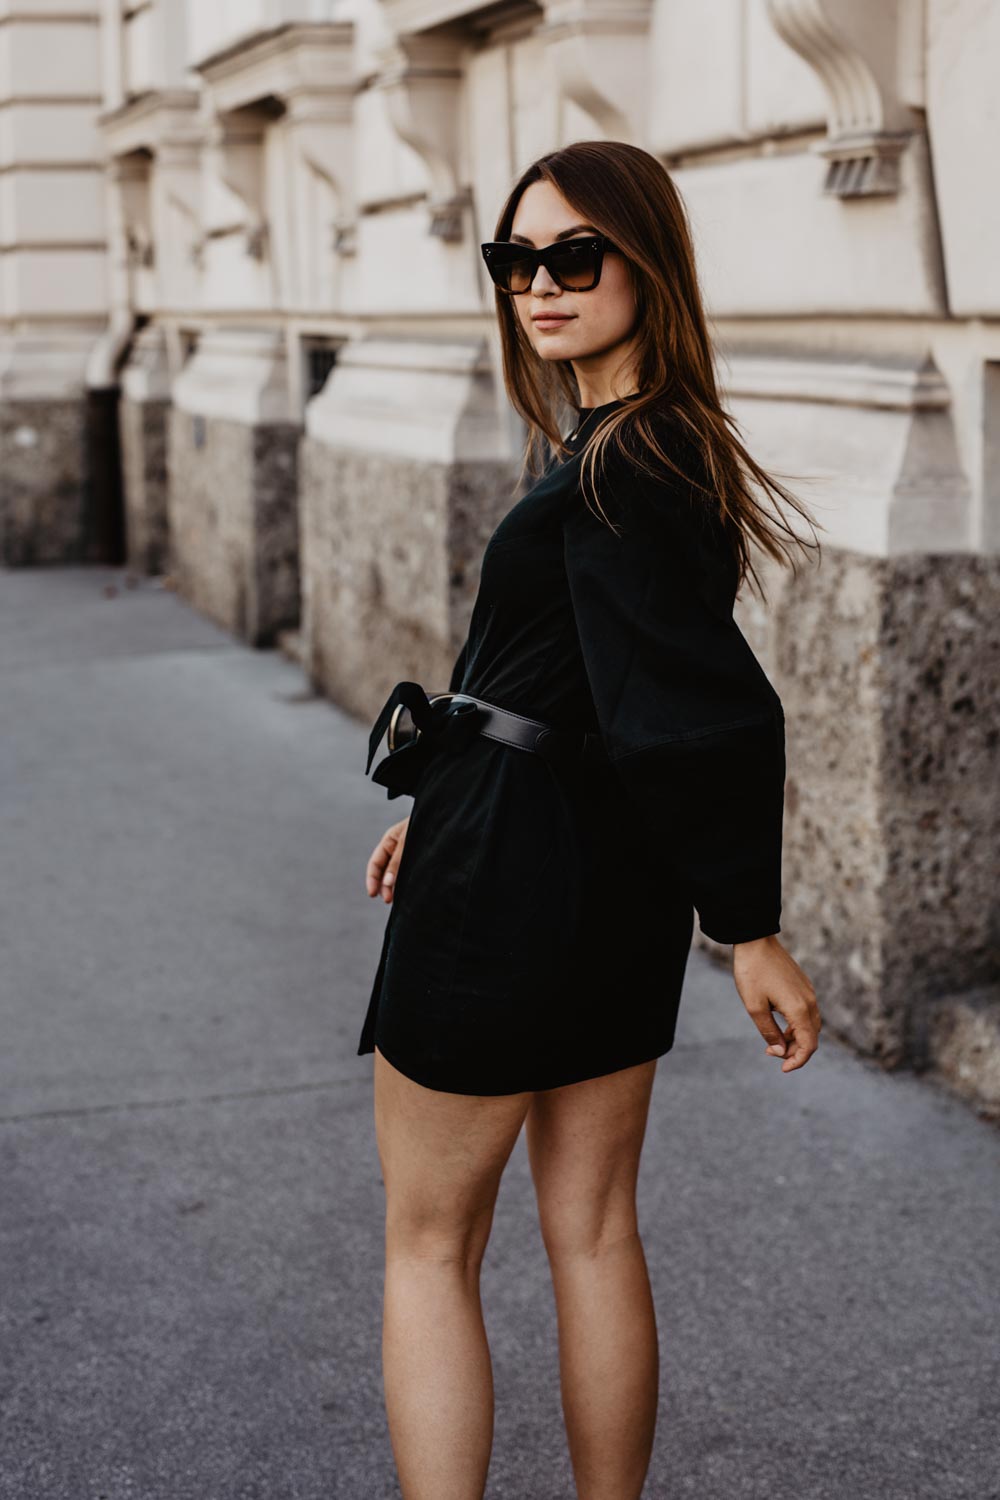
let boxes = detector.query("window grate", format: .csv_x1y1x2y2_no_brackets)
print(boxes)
304,342,339,402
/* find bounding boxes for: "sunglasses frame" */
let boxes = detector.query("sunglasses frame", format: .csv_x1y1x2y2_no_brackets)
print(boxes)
480,234,619,294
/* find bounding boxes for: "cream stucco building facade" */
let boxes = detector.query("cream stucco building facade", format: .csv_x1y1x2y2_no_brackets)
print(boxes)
1,0,997,1113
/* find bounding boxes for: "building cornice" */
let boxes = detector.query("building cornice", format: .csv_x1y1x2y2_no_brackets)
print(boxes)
376,0,539,33
193,21,354,115
722,351,953,412
97,89,201,156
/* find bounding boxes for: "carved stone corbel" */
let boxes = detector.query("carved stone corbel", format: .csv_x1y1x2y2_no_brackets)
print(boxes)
125,227,155,269
193,22,358,268
331,218,357,257
205,110,270,259
766,0,921,197
372,32,468,242
157,140,204,270
109,154,155,273
287,89,358,258
427,186,472,243
539,0,654,143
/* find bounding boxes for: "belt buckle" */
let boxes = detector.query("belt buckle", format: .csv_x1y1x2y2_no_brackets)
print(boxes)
387,690,469,752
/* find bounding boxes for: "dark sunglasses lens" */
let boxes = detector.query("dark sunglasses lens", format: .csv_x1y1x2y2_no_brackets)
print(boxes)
547,241,601,288
484,247,535,292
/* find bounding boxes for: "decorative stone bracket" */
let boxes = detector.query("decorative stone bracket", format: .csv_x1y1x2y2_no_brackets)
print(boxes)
196,22,358,261
98,92,202,273
204,110,271,261
111,155,156,270
287,88,358,258
157,141,205,269
376,0,653,191
372,32,468,242
125,227,155,269
539,0,655,143
330,217,357,257
765,0,923,197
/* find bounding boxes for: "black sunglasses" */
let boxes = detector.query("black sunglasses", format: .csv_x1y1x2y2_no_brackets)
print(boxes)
480,234,619,294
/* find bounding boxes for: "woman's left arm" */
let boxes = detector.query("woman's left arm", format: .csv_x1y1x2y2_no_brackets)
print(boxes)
562,447,821,1069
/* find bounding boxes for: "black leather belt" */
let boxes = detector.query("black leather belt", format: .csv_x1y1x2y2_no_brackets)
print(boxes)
365,680,610,799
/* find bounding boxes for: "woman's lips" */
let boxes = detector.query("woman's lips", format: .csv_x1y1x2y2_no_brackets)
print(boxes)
533,315,575,331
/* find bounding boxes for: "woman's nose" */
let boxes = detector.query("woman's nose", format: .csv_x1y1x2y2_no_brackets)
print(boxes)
531,264,560,293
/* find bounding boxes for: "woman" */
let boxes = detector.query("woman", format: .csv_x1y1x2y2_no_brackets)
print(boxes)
359,140,822,1499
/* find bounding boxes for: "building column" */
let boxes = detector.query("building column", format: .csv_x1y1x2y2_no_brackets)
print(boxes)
299,337,515,719
168,328,301,646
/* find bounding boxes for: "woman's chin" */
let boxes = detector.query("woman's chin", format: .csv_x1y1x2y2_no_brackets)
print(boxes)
532,337,578,360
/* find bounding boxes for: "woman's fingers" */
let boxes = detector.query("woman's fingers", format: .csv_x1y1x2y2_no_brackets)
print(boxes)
764,1023,788,1057
751,1003,788,1055
365,832,392,895
759,1006,818,1071
752,1007,818,1071
380,839,404,902
776,1019,818,1071
733,937,821,1072
365,819,409,900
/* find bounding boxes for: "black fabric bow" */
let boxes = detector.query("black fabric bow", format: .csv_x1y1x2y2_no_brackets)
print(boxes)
365,681,482,799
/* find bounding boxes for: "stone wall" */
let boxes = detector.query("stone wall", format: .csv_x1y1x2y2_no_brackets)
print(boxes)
768,547,1000,1067
120,397,170,575
0,401,90,566
879,553,1000,1058
166,408,300,646
300,435,515,721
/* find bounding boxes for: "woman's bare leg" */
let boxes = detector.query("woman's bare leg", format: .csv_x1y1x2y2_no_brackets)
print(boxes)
373,1045,533,1500
525,1058,660,1500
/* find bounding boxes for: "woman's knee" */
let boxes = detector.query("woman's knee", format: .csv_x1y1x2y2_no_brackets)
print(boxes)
535,1180,641,1263
385,1186,498,1267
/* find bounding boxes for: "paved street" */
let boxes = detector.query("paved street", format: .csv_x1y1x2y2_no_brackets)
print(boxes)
1,566,997,1500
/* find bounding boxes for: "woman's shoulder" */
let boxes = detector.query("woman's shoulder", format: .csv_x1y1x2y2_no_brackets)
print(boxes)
581,408,720,536
571,406,739,610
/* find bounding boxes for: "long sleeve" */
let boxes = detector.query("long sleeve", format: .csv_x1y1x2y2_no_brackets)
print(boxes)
448,635,470,693
561,444,786,944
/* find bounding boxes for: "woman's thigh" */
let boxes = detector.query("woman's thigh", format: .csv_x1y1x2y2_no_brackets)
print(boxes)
374,1045,533,1258
524,1059,658,1256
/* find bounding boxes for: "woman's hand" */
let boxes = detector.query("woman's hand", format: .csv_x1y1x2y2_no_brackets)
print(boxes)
365,816,410,903
732,935,821,1072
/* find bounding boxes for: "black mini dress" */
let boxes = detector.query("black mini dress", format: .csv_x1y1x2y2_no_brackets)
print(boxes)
357,398,786,1096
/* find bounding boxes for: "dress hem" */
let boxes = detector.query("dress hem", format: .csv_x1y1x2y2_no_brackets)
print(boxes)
362,1034,677,1097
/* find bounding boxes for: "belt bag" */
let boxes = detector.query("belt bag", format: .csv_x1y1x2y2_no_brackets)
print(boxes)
365,680,610,799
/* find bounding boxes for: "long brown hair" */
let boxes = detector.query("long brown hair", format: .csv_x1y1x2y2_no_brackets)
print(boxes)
489,140,823,601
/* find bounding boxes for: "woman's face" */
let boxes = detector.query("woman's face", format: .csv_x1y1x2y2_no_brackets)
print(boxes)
507,179,639,400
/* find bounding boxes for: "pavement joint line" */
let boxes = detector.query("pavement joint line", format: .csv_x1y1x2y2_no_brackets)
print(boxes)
0,644,245,679
0,1074,374,1126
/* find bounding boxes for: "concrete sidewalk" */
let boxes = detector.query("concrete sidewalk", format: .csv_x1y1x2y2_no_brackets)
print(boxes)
1,566,997,1500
